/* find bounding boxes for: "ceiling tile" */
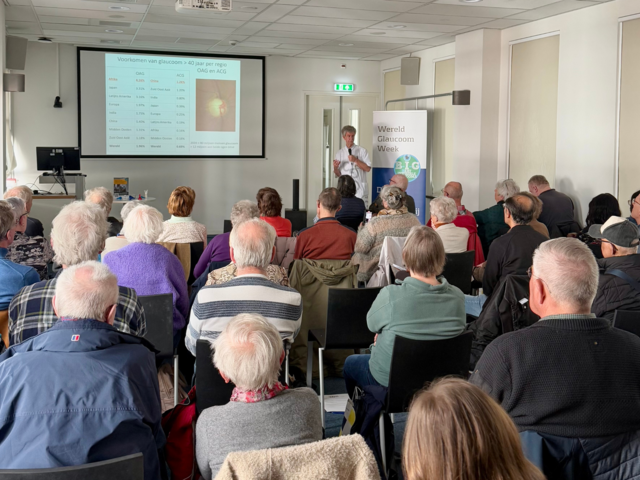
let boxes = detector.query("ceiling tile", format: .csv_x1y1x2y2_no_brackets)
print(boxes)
508,0,598,20
415,34,456,45
255,29,338,39
371,21,467,33
411,3,525,17
249,35,325,44
334,34,417,44
41,22,138,34
176,37,216,44
433,0,562,10
322,39,410,49
31,0,150,13
6,6,38,22
275,43,315,50
35,7,145,21
43,29,135,39
296,52,364,59
351,29,444,39
476,18,528,28
151,5,258,20
277,0,306,4
386,44,433,53
250,4,297,22
265,23,360,34
304,0,423,13
7,21,43,34
136,34,179,42
289,6,398,21
276,15,378,28
311,45,389,53
231,22,270,35
132,41,208,50
6,0,33,6
386,12,492,26
237,40,280,48
141,22,236,35
143,12,246,27
360,53,402,60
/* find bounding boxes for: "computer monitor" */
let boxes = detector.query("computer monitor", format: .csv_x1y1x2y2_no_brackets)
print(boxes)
36,147,81,173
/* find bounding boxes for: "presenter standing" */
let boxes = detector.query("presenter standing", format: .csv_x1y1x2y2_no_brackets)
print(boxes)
333,125,371,203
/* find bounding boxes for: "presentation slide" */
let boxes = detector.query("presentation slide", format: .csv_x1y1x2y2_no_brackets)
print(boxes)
78,48,264,158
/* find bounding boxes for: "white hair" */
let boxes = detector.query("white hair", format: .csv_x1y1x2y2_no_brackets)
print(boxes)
51,201,109,266
0,200,15,240
495,179,520,200
230,200,260,227
213,313,284,390
120,200,142,222
55,261,119,321
229,218,276,269
430,196,458,223
533,238,599,311
122,205,164,244
85,187,114,215
4,185,33,208
5,197,26,220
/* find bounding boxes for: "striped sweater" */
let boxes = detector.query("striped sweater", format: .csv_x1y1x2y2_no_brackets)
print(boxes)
185,274,302,355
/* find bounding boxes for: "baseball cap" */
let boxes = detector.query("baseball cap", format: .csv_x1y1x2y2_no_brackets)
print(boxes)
588,216,640,248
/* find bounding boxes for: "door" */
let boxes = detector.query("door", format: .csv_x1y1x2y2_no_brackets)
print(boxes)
306,94,379,225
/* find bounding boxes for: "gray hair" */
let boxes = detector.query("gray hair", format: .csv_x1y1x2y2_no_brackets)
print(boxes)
213,313,284,391
120,201,142,222
230,218,276,269
85,187,114,215
495,179,520,200
533,238,599,311
5,197,26,223
0,200,15,240
4,186,33,208
55,261,118,321
381,185,406,211
430,196,458,224
122,205,164,244
341,125,356,137
230,200,260,228
528,175,550,187
51,202,109,266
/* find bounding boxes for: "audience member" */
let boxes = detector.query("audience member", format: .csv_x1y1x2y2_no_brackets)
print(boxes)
429,196,469,253
0,200,39,313
474,179,519,256
443,181,473,218
295,188,356,260
0,262,164,479
102,200,141,257
575,193,622,259
352,185,420,283
85,186,121,237
196,313,322,479
334,175,366,231
9,201,145,345
5,197,53,280
528,175,576,236
103,204,187,344
588,217,640,320
332,125,371,203
157,186,207,245
628,190,640,232
257,187,292,237
186,219,302,355
344,226,465,396
369,174,416,215
471,239,640,440
4,185,43,237
403,378,544,480
466,193,547,316
526,193,549,238
194,200,258,278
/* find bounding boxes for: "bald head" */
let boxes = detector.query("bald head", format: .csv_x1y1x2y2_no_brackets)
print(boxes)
229,218,276,270
5,186,33,213
390,174,409,192
443,182,463,203
504,193,536,226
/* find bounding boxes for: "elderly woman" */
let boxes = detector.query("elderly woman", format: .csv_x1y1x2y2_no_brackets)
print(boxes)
344,226,465,396
195,313,322,479
103,205,188,343
102,200,141,257
157,186,207,245
351,185,420,283
430,196,469,254
257,187,292,237
5,197,53,280
85,186,121,237
335,175,366,231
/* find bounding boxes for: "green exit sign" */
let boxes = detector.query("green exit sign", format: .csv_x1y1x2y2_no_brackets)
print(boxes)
334,83,354,92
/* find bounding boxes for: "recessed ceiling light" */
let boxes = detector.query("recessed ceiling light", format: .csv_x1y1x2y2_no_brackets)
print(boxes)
109,14,125,18
108,6,130,10
370,31,386,35
389,25,406,29
105,29,124,33
240,5,258,9
339,43,354,46
38,37,52,43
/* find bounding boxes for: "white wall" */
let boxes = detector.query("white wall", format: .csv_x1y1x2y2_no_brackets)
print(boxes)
11,43,381,235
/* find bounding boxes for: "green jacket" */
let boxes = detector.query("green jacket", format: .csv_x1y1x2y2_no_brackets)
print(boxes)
474,201,509,257
367,277,466,387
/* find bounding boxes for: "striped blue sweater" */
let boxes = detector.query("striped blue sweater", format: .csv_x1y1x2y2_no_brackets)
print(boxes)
185,274,302,355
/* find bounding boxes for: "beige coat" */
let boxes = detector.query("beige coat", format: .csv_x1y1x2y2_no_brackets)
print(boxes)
214,435,381,480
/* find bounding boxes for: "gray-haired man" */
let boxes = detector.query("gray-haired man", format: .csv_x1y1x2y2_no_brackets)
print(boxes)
333,125,371,203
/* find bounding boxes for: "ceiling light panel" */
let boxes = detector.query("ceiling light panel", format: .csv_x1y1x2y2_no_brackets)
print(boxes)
433,0,563,9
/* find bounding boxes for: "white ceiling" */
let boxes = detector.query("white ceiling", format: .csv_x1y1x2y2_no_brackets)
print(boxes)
5,0,612,60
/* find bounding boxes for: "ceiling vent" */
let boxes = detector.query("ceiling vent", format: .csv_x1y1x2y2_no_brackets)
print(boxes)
98,20,132,27
175,0,232,14
100,39,123,44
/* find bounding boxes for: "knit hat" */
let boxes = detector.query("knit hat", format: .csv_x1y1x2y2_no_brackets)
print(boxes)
588,216,640,248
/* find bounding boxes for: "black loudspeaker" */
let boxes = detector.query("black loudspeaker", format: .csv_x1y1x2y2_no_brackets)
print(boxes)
285,209,307,233
6,36,28,71
292,179,300,211
223,220,232,233
401,57,420,86
452,90,471,106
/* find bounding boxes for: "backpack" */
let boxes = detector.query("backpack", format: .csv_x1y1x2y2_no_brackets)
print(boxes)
162,386,201,480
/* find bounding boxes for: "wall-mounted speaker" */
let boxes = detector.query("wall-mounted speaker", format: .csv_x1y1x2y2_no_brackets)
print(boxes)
401,57,420,86
6,36,28,71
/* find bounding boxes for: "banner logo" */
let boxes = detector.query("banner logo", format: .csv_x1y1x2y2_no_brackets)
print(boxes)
394,154,420,182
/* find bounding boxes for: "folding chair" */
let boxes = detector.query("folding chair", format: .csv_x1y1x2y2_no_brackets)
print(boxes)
613,310,640,337
442,251,475,294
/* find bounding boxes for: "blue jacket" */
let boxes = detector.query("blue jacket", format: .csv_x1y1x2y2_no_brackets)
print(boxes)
0,319,165,479
0,247,39,310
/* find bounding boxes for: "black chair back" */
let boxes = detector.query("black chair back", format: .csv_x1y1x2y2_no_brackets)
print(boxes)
188,242,205,285
442,251,475,294
386,331,473,413
613,310,640,337
325,287,382,349
0,453,143,479
138,294,174,357
196,339,234,415
223,220,232,233
190,261,232,307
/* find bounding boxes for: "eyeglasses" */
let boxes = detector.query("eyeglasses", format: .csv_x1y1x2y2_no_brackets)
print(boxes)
14,213,27,225
629,198,640,209
527,266,552,293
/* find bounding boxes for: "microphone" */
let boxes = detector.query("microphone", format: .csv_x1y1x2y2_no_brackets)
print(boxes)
348,148,352,156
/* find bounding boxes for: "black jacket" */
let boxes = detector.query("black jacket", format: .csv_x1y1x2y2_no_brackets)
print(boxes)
25,217,44,237
483,225,547,297
592,255,640,321
537,189,575,236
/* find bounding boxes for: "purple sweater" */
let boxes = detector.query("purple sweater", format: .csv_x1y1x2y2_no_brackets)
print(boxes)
193,232,231,278
103,243,189,332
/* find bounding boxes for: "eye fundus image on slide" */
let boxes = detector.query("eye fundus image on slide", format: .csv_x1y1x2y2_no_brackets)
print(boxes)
105,53,241,156
195,79,236,132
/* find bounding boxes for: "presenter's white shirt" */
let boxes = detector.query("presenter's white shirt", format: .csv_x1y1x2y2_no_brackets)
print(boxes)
335,145,371,202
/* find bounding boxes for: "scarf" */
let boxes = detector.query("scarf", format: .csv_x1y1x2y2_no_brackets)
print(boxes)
377,206,409,216
230,381,288,403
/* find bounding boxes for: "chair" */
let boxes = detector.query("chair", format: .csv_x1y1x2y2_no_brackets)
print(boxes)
307,286,383,427
159,241,205,285
189,260,232,307
0,453,143,479
379,332,473,474
366,236,406,288
139,294,179,407
441,251,475,294
614,310,640,337
0,310,8,349
223,220,232,233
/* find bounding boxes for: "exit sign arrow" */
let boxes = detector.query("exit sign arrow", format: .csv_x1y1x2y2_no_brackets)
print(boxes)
334,83,354,92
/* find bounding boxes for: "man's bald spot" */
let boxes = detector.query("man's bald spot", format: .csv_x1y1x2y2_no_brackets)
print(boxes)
390,174,409,192
513,193,534,213
444,182,463,200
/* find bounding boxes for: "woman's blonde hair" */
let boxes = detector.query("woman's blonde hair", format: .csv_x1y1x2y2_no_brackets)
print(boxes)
167,186,196,217
403,378,545,480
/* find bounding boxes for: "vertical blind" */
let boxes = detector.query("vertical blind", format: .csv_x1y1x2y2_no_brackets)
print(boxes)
433,58,455,195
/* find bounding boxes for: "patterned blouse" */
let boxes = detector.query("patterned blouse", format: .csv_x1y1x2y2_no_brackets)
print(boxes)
205,263,290,287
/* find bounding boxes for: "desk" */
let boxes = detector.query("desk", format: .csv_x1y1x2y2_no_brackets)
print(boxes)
113,197,156,204
33,195,76,200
